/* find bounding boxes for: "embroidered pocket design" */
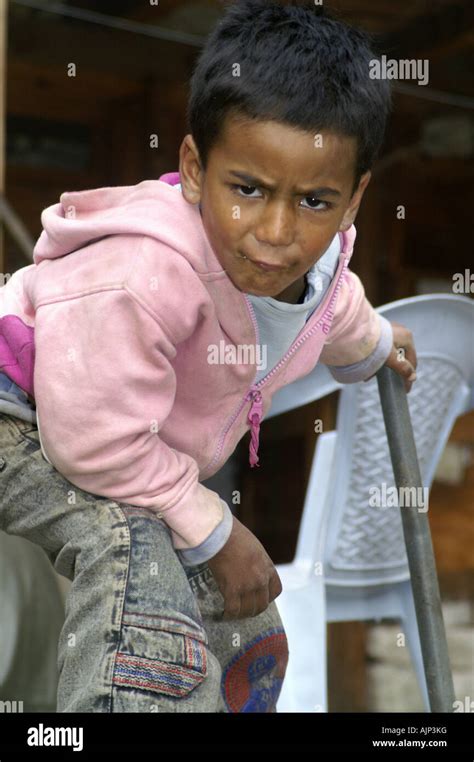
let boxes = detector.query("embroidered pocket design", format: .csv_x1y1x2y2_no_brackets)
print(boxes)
113,617,208,698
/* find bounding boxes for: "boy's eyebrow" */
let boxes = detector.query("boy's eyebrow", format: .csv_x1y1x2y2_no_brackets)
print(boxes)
228,170,342,197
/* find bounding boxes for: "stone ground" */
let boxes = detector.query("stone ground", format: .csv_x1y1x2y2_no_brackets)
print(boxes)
366,599,474,712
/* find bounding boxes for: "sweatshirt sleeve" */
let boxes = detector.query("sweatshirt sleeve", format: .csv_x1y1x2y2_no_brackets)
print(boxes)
33,286,227,554
325,316,393,383
0,265,36,396
176,499,234,565
319,268,393,380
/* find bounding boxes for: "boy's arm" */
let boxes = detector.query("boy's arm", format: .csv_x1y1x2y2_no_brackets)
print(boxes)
32,285,232,558
325,314,393,384
319,269,417,391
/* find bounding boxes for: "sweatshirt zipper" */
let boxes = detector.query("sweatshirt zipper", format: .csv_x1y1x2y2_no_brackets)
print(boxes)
206,253,350,471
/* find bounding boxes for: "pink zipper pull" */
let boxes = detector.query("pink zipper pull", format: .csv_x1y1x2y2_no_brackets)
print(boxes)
247,390,263,468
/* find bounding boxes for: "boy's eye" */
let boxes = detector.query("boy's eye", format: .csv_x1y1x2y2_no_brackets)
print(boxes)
301,196,331,212
231,184,331,212
233,184,261,197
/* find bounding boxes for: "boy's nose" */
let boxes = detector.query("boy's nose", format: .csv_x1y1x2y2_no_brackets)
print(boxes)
254,202,295,249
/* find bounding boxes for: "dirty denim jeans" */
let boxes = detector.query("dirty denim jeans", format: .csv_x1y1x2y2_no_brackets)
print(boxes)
0,412,289,712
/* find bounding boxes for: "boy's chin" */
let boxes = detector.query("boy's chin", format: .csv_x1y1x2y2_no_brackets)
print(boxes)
224,266,291,298
233,281,285,298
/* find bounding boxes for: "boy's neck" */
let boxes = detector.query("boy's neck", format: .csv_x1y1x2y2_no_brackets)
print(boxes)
272,274,307,304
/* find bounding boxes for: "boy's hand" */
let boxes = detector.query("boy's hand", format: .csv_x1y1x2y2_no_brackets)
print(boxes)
206,515,282,620
366,320,418,393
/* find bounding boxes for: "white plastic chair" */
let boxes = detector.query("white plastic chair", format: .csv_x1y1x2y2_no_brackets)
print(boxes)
0,532,65,711
267,294,474,712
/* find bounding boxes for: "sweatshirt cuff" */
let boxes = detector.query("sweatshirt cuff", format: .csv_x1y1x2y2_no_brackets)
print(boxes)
326,316,393,384
176,500,234,566
163,480,227,550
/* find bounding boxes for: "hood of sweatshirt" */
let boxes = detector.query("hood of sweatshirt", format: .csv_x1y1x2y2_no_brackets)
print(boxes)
32,174,224,275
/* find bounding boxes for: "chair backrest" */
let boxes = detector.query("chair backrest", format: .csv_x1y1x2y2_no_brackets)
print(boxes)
267,294,474,586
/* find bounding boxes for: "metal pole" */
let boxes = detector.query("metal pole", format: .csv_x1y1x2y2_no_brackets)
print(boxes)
376,365,456,712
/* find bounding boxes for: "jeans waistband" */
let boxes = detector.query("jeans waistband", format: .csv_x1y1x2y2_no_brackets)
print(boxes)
185,563,215,591
0,411,37,433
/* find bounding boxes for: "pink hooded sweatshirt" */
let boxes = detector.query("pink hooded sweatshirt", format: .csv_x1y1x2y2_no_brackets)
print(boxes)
0,175,383,552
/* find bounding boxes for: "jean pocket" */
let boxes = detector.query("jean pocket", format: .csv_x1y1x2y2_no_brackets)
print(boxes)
112,612,209,698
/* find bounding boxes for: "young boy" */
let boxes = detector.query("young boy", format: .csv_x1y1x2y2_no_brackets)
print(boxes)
0,0,416,713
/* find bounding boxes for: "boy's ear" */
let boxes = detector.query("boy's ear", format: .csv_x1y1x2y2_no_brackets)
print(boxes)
179,134,203,205
339,170,371,232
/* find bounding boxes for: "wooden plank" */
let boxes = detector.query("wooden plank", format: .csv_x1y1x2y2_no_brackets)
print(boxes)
8,6,192,84
144,76,189,180
327,621,368,712
378,0,474,60
126,0,198,22
0,0,5,271
7,59,143,124
450,411,474,444
429,477,474,574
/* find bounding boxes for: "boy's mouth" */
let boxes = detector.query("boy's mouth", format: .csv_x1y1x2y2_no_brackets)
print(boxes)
250,259,286,272
238,251,287,272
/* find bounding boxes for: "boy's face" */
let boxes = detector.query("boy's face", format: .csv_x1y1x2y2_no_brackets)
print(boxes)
179,115,371,303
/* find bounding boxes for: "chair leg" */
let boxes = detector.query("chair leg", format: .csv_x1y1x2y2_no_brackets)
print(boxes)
275,585,328,712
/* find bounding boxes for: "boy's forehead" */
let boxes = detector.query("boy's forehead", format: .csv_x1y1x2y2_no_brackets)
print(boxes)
211,114,357,188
